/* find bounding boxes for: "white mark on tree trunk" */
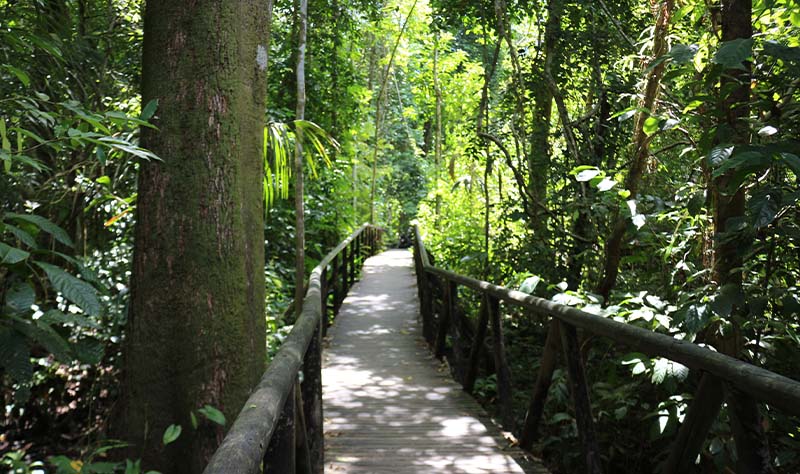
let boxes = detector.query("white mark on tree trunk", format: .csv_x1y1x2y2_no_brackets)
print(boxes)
256,45,268,71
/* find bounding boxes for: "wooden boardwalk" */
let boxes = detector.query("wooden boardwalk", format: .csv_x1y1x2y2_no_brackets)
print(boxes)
322,249,547,473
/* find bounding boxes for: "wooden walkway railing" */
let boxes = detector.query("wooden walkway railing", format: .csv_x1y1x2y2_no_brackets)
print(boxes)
203,224,383,474
411,226,800,474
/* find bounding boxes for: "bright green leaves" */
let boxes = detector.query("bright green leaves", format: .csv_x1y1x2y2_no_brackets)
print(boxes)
263,120,338,209
712,38,754,70
162,424,182,446
643,116,660,136
198,405,226,426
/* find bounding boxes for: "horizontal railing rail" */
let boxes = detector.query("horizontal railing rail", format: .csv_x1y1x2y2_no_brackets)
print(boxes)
204,224,383,474
411,225,800,474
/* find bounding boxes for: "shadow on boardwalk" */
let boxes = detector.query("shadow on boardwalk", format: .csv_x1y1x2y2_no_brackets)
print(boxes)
322,249,548,473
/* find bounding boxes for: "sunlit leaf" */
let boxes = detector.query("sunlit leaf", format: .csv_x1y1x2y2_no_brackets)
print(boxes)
575,168,600,182
596,177,617,192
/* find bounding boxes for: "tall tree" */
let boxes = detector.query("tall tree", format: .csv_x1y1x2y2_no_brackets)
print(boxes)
119,1,268,471
714,0,773,471
596,0,675,302
294,0,308,315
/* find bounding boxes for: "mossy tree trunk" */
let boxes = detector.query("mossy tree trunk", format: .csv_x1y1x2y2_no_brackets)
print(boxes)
120,1,268,471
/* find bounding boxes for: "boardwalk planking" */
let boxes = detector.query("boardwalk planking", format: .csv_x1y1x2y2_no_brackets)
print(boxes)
322,249,548,473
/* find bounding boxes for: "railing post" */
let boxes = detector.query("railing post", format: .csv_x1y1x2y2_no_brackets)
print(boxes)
488,296,514,429
340,245,348,296
301,321,324,473
330,254,340,312
321,266,329,336
464,295,490,393
349,239,357,286
435,280,456,359
421,273,435,345
520,319,561,450
295,380,312,474
663,373,724,474
263,384,296,472
560,321,602,474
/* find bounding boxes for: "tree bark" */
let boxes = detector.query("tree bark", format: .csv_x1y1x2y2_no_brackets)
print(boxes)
715,1,773,471
596,0,675,302
368,0,418,223
528,0,563,241
294,0,308,316
120,1,267,471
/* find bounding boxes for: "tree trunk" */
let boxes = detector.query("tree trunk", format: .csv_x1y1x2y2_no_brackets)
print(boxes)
433,31,444,214
368,0,418,223
120,1,267,471
596,0,674,302
528,0,563,241
294,0,308,316
715,1,773,471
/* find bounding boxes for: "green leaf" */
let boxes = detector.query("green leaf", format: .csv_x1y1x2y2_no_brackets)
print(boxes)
5,282,35,314
667,44,699,64
198,405,226,426
3,65,31,86
706,144,734,169
5,223,38,248
712,38,753,70
162,424,182,445
13,318,72,363
574,168,601,182
675,303,711,334
190,411,198,429
35,262,101,316
781,153,800,175
6,212,74,247
518,276,541,294
0,326,33,383
140,99,159,121
650,358,689,385
710,284,745,318
748,190,779,228
0,242,30,264
596,178,617,192
762,41,800,62
40,309,101,329
73,337,105,364
643,116,660,136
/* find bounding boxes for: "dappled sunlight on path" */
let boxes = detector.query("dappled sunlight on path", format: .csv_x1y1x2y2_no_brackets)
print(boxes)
322,249,544,473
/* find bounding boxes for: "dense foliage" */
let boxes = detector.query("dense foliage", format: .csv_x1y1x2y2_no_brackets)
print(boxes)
1,0,798,471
